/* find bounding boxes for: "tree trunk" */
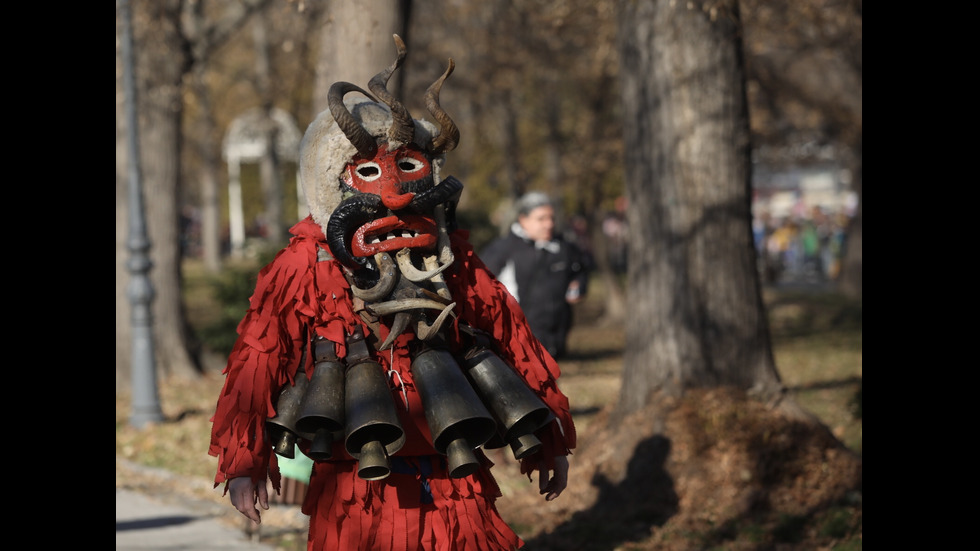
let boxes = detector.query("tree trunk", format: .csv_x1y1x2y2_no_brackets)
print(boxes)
254,17,287,249
191,65,224,273
614,0,785,421
117,1,202,387
313,0,410,114
135,2,202,380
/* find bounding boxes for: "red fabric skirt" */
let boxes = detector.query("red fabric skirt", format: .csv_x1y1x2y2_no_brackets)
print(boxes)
302,454,522,551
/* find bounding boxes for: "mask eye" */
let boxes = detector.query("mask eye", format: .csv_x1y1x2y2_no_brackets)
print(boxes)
355,161,382,181
397,156,425,173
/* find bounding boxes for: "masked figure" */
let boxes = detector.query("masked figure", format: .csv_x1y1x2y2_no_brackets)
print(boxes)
209,35,576,551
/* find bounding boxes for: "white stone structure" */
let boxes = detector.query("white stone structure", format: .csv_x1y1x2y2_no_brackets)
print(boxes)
222,107,302,257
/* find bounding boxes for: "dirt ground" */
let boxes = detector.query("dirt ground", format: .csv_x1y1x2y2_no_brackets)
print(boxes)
490,386,863,550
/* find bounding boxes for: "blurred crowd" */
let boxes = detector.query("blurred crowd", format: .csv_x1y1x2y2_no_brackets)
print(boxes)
754,205,851,285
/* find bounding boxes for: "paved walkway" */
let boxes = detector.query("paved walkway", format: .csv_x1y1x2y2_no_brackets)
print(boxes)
116,487,278,551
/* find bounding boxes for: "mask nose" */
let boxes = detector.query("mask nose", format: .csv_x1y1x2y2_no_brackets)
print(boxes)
378,181,414,210
346,144,429,210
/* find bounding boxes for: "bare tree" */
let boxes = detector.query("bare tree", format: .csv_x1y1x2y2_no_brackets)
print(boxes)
189,64,225,273
312,0,411,114
253,16,288,248
186,0,225,273
115,0,271,387
614,0,807,421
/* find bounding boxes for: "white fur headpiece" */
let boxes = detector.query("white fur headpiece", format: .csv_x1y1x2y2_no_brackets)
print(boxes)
298,96,445,234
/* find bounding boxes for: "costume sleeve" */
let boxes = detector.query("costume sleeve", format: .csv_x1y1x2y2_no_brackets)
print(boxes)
208,237,320,493
447,233,577,475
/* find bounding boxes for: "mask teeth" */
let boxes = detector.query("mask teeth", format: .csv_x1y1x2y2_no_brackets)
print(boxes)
370,230,418,243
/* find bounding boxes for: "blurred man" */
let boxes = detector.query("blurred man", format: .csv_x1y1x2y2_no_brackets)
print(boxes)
480,192,593,359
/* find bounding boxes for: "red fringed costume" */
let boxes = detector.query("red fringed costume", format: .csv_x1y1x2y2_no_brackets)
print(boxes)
209,34,576,551
209,219,576,550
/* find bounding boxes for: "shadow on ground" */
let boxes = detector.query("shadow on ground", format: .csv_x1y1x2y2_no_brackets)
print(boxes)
524,435,679,551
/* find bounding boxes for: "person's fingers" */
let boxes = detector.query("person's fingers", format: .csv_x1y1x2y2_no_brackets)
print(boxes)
235,495,261,523
538,467,551,495
229,478,262,523
241,499,262,524
257,480,270,510
545,456,569,501
544,478,564,501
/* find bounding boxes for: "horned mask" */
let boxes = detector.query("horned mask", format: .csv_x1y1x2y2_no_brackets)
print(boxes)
298,35,464,349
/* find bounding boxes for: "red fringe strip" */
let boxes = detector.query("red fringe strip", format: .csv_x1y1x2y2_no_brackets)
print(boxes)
305,458,522,551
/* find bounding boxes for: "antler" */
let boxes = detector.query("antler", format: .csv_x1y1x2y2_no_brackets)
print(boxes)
425,59,460,155
327,82,378,157
369,34,416,146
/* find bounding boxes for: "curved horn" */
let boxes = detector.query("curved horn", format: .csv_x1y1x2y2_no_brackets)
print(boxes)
328,82,379,157
408,175,464,213
396,248,452,282
425,59,460,155
378,311,413,350
367,297,452,317
349,253,399,302
325,194,382,270
423,253,453,301
369,35,415,146
432,204,456,268
416,302,457,341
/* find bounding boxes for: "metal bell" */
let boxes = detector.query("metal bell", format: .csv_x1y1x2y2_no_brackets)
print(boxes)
462,347,555,460
295,337,346,461
266,345,315,459
266,370,312,459
344,358,406,480
353,440,391,481
411,348,497,478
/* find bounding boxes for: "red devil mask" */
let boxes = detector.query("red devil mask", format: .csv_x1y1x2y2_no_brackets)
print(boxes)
341,143,439,258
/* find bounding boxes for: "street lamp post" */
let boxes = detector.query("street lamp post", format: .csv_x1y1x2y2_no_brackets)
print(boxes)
120,0,164,428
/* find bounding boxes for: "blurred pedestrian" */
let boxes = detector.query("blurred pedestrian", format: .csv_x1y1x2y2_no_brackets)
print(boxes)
602,196,628,274
480,192,593,359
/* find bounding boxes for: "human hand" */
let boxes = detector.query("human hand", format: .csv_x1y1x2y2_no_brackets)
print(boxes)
228,476,269,524
538,455,569,501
